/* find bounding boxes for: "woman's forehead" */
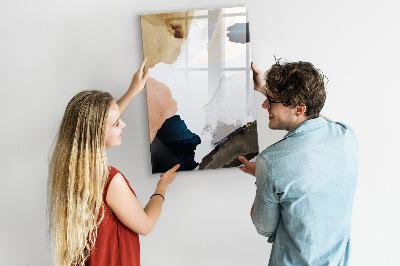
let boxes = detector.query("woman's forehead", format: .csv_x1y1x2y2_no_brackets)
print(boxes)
108,101,120,123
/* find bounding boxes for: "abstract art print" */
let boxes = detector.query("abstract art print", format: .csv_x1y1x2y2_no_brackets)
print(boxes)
140,6,259,173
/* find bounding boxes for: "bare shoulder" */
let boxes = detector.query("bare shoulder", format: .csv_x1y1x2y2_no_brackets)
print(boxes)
109,172,126,187
105,172,145,233
107,172,139,214
107,173,131,197
107,173,135,206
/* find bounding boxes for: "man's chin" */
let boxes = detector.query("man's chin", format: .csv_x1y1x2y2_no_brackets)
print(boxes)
268,121,276,129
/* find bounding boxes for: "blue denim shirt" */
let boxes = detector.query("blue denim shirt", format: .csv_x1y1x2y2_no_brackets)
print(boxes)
252,117,359,266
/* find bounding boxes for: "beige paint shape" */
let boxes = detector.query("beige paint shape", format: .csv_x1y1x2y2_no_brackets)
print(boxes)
140,11,194,69
146,77,178,143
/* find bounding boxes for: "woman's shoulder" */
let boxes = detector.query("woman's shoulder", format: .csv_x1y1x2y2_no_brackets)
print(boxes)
104,166,122,199
104,166,134,206
109,166,120,176
106,166,136,196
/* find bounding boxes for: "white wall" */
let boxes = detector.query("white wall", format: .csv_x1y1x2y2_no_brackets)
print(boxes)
1,0,399,265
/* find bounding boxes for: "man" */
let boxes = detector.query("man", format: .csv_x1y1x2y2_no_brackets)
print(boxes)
239,61,359,265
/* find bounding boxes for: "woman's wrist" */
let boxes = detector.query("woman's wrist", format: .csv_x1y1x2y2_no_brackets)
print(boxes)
150,193,165,201
127,85,140,96
155,183,167,195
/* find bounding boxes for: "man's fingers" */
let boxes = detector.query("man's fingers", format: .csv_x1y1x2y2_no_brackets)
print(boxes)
251,62,260,74
238,156,249,166
238,166,249,174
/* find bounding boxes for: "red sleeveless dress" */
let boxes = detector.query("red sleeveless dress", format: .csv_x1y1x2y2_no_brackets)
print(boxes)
86,166,140,266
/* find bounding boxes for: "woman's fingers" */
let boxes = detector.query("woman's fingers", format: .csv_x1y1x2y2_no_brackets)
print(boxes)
142,70,150,82
160,164,180,186
162,164,180,177
139,58,147,72
168,164,180,173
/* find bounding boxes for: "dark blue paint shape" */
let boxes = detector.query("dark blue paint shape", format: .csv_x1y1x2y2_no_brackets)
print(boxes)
150,115,201,173
226,22,250,44
155,115,196,142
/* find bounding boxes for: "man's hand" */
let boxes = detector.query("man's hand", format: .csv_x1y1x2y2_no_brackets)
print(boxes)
251,62,267,96
238,156,256,176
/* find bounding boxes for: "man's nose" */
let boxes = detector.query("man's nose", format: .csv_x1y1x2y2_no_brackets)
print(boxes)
262,99,270,109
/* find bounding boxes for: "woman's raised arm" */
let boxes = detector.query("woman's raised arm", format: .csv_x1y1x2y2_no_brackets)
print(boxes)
117,58,149,115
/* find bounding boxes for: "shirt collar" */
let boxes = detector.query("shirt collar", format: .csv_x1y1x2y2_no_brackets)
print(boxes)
284,117,328,139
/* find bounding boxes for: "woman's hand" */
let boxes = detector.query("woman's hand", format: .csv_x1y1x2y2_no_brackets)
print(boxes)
251,62,267,96
117,58,150,114
158,164,180,189
128,58,150,96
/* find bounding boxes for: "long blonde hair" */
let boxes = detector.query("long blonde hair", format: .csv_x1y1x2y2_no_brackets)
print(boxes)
48,90,113,265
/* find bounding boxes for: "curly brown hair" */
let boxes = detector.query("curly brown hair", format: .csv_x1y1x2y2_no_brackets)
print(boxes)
266,60,327,118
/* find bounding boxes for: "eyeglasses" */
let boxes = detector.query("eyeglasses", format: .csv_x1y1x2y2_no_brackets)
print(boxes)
261,84,282,108
266,94,282,108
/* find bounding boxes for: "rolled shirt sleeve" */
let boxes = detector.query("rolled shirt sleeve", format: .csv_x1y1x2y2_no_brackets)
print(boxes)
251,155,280,242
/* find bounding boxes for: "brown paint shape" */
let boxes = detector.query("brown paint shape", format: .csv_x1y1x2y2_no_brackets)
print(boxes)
199,121,259,170
169,22,184,39
146,77,178,143
140,11,194,69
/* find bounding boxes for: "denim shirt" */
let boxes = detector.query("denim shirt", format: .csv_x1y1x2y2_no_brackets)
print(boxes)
252,117,359,266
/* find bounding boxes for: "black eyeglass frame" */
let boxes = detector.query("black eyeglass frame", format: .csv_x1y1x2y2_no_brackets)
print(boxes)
261,84,283,108
266,94,282,108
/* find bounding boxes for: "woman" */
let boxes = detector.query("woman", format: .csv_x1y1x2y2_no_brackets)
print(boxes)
48,59,179,266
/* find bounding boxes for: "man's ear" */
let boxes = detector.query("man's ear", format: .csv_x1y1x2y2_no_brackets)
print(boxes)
295,105,306,117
